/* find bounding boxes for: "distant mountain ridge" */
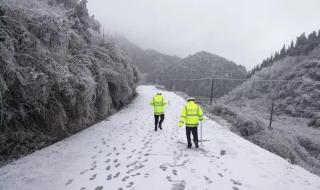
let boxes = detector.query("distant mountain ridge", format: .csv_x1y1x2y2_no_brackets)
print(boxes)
114,36,247,98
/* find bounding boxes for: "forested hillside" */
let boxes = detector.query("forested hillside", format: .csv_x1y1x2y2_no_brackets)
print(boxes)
115,36,247,98
248,30,320,78
0,0,139,164
209,31,320,175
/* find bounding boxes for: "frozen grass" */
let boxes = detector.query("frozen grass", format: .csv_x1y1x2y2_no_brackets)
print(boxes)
206,47,320,175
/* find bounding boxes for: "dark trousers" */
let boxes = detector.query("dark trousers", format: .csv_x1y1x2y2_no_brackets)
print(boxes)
154,114,164,131
186,127,198,147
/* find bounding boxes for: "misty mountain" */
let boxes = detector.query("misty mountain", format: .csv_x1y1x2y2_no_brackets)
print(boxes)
114,35,181,80
0,0,139,164
209,33,320,175
115,36,247,98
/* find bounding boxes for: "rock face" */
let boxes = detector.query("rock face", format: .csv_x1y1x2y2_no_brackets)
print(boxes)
0,0,140,164
115,36,247,98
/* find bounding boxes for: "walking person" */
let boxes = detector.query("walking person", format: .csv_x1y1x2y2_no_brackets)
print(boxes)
178,97,204,148
150,92,166,131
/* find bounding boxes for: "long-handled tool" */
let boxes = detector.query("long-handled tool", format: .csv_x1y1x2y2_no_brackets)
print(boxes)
200,121,203,146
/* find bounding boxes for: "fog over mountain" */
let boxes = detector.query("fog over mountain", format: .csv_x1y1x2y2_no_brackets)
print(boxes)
114,36,247,98
87,0,320,70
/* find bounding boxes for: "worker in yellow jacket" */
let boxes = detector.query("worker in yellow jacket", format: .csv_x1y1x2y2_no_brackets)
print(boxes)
178,97,203,148
150,92,166,131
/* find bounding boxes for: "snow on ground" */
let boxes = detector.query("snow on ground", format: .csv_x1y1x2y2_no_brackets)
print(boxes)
0,86,320,190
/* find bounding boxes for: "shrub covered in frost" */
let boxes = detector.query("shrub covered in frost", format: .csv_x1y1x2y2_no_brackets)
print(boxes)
0,0,140,164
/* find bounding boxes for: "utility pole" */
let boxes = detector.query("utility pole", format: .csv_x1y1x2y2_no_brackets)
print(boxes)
269,99,275,127
240,91,243,112
210,79,215,105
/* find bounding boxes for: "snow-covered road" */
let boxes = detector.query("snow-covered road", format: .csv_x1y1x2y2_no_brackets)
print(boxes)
1,86,320,190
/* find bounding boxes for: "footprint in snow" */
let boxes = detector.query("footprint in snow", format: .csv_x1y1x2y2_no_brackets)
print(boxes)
80,169,89,175
106,174,112,181
106,166,111,170
131,173,141,177
218,173,224,178
122,176,130,182
127,182,134,188
115,163,121,168
160,165,168,171
105,159,110,163
204,176,213,184
230,179,242,186
94,186,103,190
171,180,186,190
114,172,120,178
220,150,226,156
142,159,148,163
113,159,118,163
65,179,73,186
166,176,173,182
80,187,86,190
144,173,150,178
90,174,97,180
172,169,177,176
232,187,239,190
126,155,132,159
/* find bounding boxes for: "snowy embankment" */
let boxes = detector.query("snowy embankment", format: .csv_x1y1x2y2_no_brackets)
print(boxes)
0,86,319,190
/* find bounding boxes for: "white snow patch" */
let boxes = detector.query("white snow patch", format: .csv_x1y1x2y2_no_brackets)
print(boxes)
0,86,319,190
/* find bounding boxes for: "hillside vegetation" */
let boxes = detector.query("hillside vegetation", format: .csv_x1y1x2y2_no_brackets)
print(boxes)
0,0,139,164
115,36,247,98
209,32,320,175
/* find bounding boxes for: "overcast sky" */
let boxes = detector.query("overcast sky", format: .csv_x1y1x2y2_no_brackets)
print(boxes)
87,0,320,70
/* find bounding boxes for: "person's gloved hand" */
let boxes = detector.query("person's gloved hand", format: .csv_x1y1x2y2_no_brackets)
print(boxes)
178,122,183,127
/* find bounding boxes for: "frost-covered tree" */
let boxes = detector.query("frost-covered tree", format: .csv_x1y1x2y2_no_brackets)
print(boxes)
0,0,139,163
248,30,320,78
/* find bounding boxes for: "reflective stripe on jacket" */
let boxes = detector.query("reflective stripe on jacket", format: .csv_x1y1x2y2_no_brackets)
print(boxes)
178,101,203,127
150,94,166,115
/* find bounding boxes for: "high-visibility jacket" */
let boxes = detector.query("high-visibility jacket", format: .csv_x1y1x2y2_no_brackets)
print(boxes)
150,94,166,115
178,101,203,127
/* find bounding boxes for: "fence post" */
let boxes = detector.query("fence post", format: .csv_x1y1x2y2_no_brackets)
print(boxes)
0,91,3,128
210,79,214,105
269,99,275,127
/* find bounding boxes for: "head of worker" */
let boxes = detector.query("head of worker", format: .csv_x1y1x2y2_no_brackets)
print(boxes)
157,92,162,95
187,97,195,102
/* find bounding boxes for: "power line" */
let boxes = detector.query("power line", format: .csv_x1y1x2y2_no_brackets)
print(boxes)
160,77,320,84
